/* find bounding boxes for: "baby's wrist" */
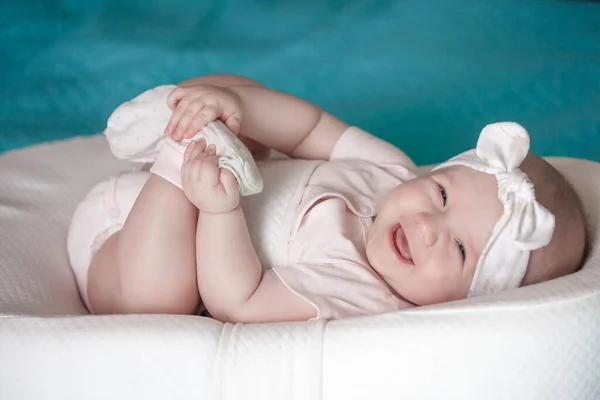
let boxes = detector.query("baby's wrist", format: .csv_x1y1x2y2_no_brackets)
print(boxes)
199,205,241,216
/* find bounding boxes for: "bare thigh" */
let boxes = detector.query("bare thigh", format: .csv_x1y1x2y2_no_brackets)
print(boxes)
87,174,200,315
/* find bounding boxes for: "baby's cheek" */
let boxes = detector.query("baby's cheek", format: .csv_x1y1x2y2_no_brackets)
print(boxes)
416,264,465,305
398,269,440,306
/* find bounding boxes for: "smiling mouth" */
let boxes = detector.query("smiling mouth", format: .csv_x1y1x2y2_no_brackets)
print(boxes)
390,224,414,265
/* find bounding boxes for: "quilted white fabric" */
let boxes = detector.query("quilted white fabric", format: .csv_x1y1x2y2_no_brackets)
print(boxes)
0,135,599,400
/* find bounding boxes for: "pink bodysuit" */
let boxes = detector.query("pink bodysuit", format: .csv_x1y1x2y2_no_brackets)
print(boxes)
67,88,419,320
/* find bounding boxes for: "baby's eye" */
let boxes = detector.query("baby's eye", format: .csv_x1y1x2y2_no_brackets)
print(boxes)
439,185,448,207
457,242,466,260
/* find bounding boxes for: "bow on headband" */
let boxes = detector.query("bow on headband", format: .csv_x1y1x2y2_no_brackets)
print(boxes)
434,122,555,297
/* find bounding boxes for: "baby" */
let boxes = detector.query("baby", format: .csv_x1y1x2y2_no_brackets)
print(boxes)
67,74,587,322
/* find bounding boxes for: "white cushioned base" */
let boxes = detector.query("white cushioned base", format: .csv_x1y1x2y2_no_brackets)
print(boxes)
1,135,599,400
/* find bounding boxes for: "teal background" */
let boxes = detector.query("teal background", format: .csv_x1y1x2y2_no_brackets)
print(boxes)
1,0,599,165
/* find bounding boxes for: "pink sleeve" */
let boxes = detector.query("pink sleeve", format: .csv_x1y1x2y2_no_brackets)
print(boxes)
331,127,418,173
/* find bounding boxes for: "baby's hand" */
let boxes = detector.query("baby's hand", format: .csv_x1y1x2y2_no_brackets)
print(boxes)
181,138,240,214
164,85,242,141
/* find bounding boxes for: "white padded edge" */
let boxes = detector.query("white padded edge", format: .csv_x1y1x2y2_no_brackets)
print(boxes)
0,135,599,400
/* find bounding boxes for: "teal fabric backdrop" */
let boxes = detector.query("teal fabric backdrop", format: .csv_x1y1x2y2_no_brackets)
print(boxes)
1,0,599,164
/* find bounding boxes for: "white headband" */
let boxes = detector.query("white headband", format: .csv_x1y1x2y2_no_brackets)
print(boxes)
433,122,555,297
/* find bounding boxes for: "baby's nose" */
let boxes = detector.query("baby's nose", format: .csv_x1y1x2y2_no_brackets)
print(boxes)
414,212,439,247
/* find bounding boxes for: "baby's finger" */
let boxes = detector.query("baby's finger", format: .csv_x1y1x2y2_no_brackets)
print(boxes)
182,103,218,139
184,117,206,140
199,155,220,186
175,100,206,140
165,95,198,138
164,88,189,136
222,113,241,134
185,158,204,186
199,105,221,127
183,141,196,163
220,169,240,196
206,144,216,155
181,159,197,186
182,106,220,140
183,138,207,163
166,86,186,110
182,105,222,140
195,137,207,152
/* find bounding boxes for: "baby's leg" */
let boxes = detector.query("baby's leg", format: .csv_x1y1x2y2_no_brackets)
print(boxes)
79,78,263,315
87,173,199,314
76,84,208,314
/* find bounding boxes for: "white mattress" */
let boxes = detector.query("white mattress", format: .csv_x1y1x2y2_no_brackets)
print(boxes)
1,135,599,400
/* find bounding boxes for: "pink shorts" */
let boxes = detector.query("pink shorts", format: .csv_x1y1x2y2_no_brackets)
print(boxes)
67,171,149,310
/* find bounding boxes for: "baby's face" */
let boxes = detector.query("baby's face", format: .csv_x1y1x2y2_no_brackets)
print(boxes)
366,166,503,306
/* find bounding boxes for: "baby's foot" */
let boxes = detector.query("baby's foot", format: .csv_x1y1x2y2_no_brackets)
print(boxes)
104,85,177,163
104,85,263,195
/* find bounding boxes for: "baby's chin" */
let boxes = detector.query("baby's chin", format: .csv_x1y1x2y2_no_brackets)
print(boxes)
383,279,466,307
394,274,474,306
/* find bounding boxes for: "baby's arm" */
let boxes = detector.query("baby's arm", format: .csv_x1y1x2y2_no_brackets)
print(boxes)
197,208,316,323
182,140,316,322
165,83,349,161
230,85,349,161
